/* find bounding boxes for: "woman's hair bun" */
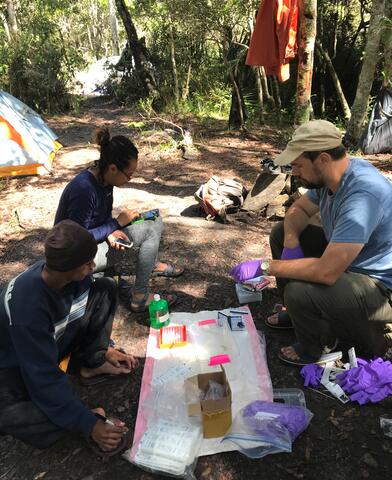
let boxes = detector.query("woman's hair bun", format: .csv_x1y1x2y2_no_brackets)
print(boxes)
94,127,111,147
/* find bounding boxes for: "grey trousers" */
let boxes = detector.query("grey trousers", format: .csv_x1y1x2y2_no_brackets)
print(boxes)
270,222,392,358
93,216,164,295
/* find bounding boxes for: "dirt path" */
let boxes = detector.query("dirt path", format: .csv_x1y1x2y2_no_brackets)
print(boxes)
0,98,391,480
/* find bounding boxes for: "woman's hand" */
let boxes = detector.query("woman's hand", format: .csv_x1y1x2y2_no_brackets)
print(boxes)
107,230,131,250
116,209,140,227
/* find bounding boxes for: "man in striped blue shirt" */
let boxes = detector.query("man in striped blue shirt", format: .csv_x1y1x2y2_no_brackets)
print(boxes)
0,220,136,454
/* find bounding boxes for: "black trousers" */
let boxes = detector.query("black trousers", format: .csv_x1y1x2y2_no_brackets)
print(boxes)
0,278,117,449
270,222,392,358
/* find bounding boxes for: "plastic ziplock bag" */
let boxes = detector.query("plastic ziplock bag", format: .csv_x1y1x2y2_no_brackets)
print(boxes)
142,380,190,422
131,417,202,480
188,320,239,365
222,401,313,458
202,380,225,400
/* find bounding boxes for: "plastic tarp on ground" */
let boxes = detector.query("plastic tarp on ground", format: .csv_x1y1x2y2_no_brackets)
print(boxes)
361,87,392,154
0,91,61,178
124,307,273,477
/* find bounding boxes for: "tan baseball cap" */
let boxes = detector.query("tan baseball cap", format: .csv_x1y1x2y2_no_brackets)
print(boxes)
274,120,342,166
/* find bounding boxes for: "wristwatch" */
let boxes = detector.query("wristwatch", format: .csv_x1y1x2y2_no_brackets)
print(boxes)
261,259,270,275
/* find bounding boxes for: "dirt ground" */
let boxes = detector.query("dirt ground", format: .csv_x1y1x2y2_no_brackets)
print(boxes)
0,97,391,480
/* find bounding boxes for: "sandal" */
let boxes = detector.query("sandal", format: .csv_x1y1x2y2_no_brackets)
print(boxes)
278,342,343,367
151,262,184,278
265,310,293,329
129,292,178,313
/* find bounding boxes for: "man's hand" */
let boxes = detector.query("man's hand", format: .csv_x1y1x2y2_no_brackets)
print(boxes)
117,209,140,227
270,242,364,286
107,230,131,250
229,259,262,283
281,245,305,260
91,415,128,452
106,347,138,370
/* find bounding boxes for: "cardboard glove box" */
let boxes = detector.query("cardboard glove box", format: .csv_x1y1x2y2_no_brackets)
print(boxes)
184,369,232,439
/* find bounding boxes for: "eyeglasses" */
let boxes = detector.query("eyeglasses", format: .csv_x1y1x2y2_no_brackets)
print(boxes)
119,168,132,181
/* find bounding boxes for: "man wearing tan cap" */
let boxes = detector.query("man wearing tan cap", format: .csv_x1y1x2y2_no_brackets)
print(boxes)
230,120,392,365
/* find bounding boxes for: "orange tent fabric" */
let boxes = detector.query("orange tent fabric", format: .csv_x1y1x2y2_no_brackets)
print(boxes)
0,91,61,178
246,0,301,82
0,115,26,148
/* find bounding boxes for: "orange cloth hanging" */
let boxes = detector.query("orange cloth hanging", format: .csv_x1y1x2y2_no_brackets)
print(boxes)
246,0,301,82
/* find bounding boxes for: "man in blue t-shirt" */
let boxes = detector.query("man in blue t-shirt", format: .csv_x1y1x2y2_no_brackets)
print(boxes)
230,120,392,365
0,220,137,454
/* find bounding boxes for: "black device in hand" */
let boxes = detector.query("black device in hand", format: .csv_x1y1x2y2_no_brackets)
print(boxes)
140,209,160,220
126,209,160,227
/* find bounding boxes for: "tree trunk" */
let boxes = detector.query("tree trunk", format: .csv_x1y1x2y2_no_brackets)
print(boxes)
6,0,18,37
109,0,120,56
86,25,94,53
318,63,326,116
259,66,274,106
115,0,158,97
181,63,192,101
228,68,246,130
382,0,392,87
295,0,317,126
0,12,11,41
271,76,282,121
168,12,179,106
255,67,264,124
317,3,325,116
316,40,351,120
346,0,386,143
89,0,100,60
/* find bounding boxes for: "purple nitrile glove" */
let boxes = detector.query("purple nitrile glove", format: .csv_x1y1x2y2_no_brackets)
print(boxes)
242,400,313,441
229,259,262,283
336,357,392,405
301,364,324,388
281,245,305,260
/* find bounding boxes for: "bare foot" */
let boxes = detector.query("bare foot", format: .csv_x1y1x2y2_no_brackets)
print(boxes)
266,312,280,326
106,347,138,370
280,345,300,362
80,360,131,380
266,307,287,326
152,262,182,275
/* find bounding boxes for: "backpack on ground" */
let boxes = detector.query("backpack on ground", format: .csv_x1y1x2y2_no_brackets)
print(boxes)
194,176,246,222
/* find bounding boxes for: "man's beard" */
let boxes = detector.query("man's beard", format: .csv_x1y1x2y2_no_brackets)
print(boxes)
296,177,325,189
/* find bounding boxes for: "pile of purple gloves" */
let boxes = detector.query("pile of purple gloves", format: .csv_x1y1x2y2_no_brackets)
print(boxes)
301,358,392,405
242,400,312,442
229,245,304,282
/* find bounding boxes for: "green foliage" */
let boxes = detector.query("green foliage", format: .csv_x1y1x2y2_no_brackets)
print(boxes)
0,0,84,113
177,85,232,119
5,37,71,113
0,0,389,126
138,96,156,117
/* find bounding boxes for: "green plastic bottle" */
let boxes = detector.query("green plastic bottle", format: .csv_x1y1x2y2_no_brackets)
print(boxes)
149,294,170,329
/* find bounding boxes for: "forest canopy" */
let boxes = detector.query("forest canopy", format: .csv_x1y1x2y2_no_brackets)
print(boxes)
0,0,391,143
